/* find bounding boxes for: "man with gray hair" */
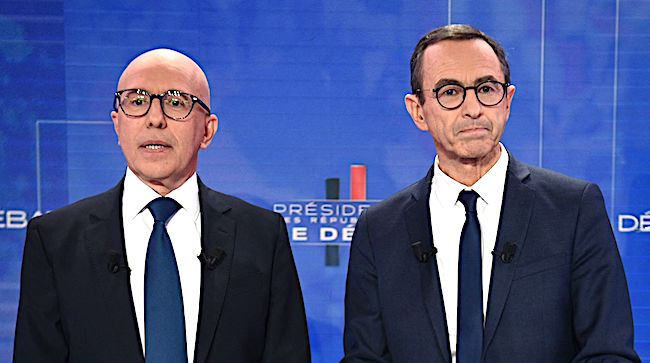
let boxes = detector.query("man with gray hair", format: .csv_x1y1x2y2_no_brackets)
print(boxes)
342,24,638,362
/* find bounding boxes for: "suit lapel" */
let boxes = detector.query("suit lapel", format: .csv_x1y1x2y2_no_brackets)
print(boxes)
483,157,535,353
83,181,144,359
195,180,236,363
405,167,452,363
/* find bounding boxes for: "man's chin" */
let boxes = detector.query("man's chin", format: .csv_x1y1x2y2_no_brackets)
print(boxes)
457,143,500,161
131,168,173,186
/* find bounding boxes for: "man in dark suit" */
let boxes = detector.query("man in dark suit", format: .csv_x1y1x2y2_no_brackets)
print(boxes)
342,24,639,362
14,49,310,362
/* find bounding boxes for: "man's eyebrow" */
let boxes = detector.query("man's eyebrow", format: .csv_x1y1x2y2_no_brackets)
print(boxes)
434,78,462,89
433,75,502,90
474,75,500,84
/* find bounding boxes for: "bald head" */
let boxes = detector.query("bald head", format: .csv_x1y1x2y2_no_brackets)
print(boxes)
118,48,211,107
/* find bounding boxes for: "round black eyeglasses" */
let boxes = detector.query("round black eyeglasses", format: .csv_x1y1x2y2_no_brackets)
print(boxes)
416,80,510,110
113,89,211,120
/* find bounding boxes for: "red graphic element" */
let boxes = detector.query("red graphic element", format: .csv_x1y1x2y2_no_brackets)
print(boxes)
350,165,367,201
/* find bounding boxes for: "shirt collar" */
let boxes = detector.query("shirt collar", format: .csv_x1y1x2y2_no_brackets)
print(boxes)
431,143,509,207
122,168,200,221
167,173,200,222
432,158,468,208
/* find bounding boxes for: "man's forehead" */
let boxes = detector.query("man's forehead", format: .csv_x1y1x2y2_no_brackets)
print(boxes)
421,39,504,84
118,61,195,89
121,50,191,79
117,49,211,103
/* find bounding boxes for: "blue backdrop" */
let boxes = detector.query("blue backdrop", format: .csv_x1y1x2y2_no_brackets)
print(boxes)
1,1,648,361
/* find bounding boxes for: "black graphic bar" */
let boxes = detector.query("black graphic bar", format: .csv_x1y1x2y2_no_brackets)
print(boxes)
325,178,340,266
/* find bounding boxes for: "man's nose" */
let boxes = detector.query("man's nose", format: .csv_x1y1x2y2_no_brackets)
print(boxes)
462,89,483,118
147,98,167,128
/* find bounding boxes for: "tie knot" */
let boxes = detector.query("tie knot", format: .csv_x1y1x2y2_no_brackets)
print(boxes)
147,197,180,223
458,190,479,213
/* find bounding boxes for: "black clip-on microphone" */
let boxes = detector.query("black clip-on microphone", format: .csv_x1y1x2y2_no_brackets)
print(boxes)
198,248,225,270
411,241,437,263
492,242,517,264
107,251,131,274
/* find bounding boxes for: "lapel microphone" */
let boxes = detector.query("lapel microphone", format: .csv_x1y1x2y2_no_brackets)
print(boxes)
492,242,517,264
198,248,225,270
411,241,437,263
107,251,131,274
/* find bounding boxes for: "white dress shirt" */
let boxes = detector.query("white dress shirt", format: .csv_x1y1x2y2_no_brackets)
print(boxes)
429,143,509,363
122,168,202,362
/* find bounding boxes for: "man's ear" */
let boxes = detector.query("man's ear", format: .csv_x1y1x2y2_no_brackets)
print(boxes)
405,93,428,131
504,84,516,119
111,111,120,145
200,114,218,149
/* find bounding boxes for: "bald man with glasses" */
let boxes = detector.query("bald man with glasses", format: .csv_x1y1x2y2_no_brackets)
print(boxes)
15,48,310,363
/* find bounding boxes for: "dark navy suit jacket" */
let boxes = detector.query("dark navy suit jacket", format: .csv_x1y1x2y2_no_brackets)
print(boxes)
14,179,311,363
343,156,639,362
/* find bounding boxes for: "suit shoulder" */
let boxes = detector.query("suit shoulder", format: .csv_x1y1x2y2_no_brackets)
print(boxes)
512,160,607,210
364,179,421,218
523,163,595,193
31,186,120,228
201,187,279,223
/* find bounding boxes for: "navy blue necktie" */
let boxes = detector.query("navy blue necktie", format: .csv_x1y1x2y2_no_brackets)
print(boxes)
145,197,187,362
456,190,483,363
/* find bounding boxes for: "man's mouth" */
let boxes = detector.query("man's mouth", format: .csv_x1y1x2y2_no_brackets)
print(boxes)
141,141,170,150
457,121,491,135
144,144,166,150
460,127,488,133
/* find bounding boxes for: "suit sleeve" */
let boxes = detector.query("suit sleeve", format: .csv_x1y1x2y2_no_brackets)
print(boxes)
342,212,391,362
14,218,69,363
261,214,311,363
570,183,640,362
